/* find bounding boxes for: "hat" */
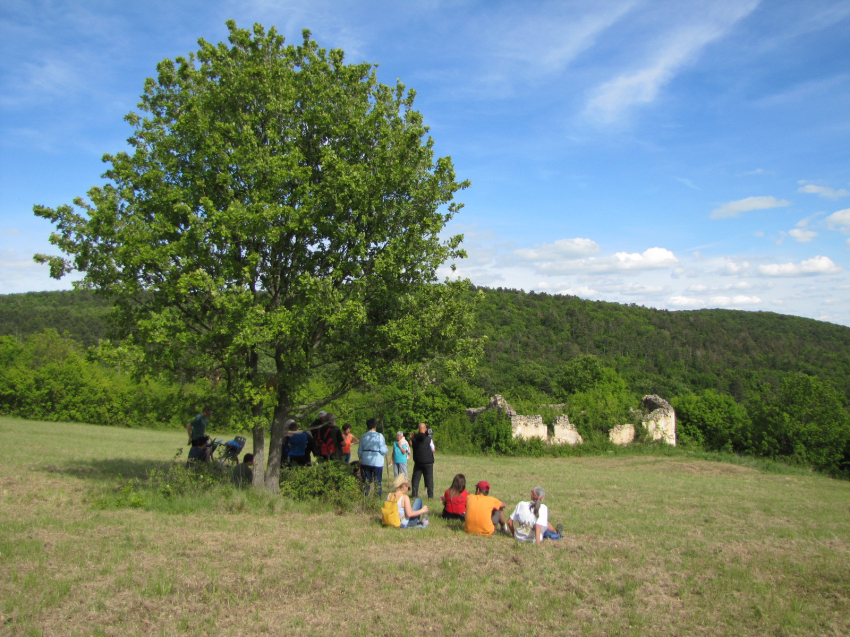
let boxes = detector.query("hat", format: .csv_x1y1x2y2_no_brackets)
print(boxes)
476,480,490,491
317,410,327,418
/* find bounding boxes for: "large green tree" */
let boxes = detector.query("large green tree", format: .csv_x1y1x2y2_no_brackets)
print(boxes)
34,21,479,490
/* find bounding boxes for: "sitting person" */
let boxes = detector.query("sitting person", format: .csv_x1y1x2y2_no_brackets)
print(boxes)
441,473,468,520
386,474,429,528
507,486,564,543
464,480,508,536
187,436,211,463
231,453,254,488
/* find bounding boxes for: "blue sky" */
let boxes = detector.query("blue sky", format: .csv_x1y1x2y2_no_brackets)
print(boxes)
2,0,850,324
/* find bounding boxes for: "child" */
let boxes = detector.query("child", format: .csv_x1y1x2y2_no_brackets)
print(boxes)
341,423,359,464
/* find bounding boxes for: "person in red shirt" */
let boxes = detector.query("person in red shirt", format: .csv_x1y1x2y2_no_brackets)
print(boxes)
441,473,468,521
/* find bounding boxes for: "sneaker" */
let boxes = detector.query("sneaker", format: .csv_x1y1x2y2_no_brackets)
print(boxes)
556,523,564,536
502,526,513,537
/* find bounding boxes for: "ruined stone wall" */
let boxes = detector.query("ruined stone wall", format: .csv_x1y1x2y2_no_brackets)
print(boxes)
511,415,548,440
552,415,583,446
641,395,676,446
609,424,635,445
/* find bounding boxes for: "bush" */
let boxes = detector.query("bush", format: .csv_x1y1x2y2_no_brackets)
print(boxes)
747,374,850,474
469,408,514,454
672,389,750,451
279,461,362,508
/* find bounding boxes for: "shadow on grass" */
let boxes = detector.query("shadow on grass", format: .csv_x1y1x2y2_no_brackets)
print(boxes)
42,458,171,482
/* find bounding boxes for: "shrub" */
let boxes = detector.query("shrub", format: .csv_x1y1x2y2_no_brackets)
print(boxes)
747,374,850,474
279,461,362,508
672,389,750,451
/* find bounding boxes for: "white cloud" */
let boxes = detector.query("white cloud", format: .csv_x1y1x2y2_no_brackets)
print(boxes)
758,255,841,277
710,196,791,219
725,281,754,290
789,228,817,243
797,182,850,200
719,260,751,275
514,238,600,261
825,209,850,233
669,295,704,307
534,247,679,275
709,295,762,305
584,1,761,123
558,286,598,298
686,284,709,292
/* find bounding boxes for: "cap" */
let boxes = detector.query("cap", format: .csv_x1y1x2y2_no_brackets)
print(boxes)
317,410,327,418
476,480,490,491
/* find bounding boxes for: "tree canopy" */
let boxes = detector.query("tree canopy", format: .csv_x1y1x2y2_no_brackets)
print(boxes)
33,21,479,490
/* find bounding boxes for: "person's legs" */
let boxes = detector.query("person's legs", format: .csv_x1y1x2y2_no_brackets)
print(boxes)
491,509,507,531
423,463,434,499
542,529,563,540
373,465,383,497
399,462,408,477
343,452,351,464
361,465,376,496
393,463,401,478
406,497,424,526
411,463,423,498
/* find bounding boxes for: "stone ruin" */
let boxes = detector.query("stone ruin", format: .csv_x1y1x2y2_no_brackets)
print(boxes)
465,394,584,446
465,394,674,447
606,395,677,446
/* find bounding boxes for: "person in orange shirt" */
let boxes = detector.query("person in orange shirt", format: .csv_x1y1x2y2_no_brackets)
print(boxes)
341,423,359,464
464,480,508,536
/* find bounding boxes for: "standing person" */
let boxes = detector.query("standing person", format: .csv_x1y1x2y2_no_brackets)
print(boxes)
341,424,359,464
410,422,435,499
187,436,212,464
441,473,468,521
316,412,344,461
385,475,429,528
186,407,211,445
507,486,564,543
464,480,508,536
309,411,327,462
392,431,410,477
283,422,311,466
358,418,388,496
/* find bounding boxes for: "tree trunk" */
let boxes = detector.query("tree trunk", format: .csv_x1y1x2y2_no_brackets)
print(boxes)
264,416,287,492
252,424,266,489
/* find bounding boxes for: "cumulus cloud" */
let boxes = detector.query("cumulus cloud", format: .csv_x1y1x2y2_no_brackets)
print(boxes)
710,295,762,305
514,238,600,261
710,196,791,219
797,181,850,200
686,284,709,292
825,209,850,233
758,255,841,277
789,228,818,242
718,260,751,275
533,247,679,275
558,286,598,298
669,295,705,307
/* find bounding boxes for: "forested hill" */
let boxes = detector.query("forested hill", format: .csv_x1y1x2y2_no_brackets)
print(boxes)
2,288,849,400
471,288,850,402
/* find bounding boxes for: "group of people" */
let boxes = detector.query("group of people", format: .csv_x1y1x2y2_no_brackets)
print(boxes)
186,409,564,543
385,471,564,543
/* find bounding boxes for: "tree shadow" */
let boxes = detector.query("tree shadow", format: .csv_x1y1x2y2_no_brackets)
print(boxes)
42,457,174,483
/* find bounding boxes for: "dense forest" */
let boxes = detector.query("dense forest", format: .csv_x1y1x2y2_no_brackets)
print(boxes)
2,288,849,473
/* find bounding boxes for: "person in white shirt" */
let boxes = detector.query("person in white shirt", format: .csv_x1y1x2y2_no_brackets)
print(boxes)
507,486,564,543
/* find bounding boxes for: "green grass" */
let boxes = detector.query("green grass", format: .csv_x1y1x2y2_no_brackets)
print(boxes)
1,416,849,636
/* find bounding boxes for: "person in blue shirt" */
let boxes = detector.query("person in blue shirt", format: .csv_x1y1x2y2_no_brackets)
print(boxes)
358,418,388,496
186,407,212,445
392,431,410,477
282,422,311,466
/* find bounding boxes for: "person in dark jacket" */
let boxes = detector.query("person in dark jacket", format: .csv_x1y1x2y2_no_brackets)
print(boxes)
410,422,435,499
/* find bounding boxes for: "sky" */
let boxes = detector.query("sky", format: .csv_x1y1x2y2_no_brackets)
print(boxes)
2,0,850,325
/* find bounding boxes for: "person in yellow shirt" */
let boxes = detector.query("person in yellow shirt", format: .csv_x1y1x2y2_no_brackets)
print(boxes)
464,480,508,536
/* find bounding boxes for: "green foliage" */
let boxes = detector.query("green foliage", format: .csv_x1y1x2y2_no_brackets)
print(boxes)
672,389,750,451
469,409,515,454
746,374,850,474
279,461,362,508
556,355,607,397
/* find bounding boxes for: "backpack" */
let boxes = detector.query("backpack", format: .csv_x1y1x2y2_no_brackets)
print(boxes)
318,427,336,457
382,494,401,527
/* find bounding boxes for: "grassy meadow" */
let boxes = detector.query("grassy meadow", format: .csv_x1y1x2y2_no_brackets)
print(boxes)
1,416,849,636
